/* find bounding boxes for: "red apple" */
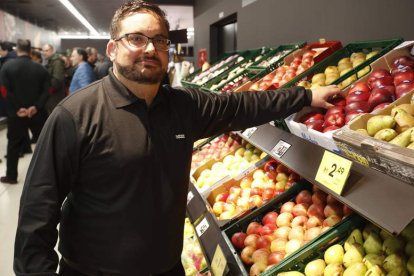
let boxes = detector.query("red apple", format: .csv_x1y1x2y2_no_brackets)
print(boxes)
292,203,309,217
280,201,295,213
268,251,286,265
329,96,346,106
262,211,279,226
240,176,253,189
240,246,255,265
323,215,342,227
295,190,313,205
391,65,414,76
396,82,414,98
215,192,230,202
306,120,324,132
226,193,240,205
372,102,391,111
276,212,294,227
312,191,327,205
291,215,308,227
346,90,371,104
262,188,276,201
367,69,392,84
300,112,324,124
231,232,247,250
377,84,396,95
343,205,354,216
324,112,345,127
303,50,316,59
229,186,242,196
394,71,414,86
324,203,344,217
325,106,345,116
276,164,290,174
369,76,394,88
392,55,414,69
348,82,371,95
256,236,271,250
250,187,263,197
260,224,277,236
304,227,322,241
326,194,339,204
249,195,263,208
244,233,260,248
264,160,279,173
270,238,288,252
250,262,268,275
274,226,291,240
306,215,324,229
307,204,325,219
345,101,370,114
345,111,364,124
323,125,340,133
367,87,395,110
246,222,263,235
288,226,305,241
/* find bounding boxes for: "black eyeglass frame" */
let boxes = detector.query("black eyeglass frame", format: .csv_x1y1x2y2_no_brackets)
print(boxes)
114,33,171,51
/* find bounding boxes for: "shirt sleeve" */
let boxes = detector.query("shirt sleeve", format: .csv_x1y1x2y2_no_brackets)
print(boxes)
187,86,312,139
35,69,51,110
14,106,80,275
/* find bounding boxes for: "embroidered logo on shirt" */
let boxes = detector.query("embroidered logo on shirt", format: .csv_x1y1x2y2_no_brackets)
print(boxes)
175,134,185,139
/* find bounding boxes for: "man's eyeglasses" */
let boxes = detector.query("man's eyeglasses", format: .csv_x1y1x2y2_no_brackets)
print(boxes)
114,33,171,51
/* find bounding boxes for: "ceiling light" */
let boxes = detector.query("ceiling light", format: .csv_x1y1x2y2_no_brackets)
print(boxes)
58,0,99,36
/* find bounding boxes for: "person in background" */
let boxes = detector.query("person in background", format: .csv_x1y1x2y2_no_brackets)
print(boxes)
13,1,341,275
94,53,112,80
0,41,17,68
60,54,74,96
42,43,65,115
86,46,98,68
31,50,42,64
69,47,96,93
0,39,49,184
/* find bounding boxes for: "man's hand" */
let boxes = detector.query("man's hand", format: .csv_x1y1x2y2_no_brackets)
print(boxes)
310,85,342,109
27,106,38,118
16,108,28,117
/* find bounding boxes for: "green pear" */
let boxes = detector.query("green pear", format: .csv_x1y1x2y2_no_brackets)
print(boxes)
343,243,365,268
391,107,414,133
343,262,367,276
382,236,405,255
345,229,364,251
407,142,414,149
382,254,406,272
401,221,414,241
363,224,381,240
379,229,394,241
324,244,345,264
373,129,398,142
385,267,409,276
356,129,369,136
366,115,396,136
323,263,344,276
394,103,414,116
405,240,414,257
407,255,414,274
363,254,385,269
389,127,414,148
365,265,385,276
364,232,383,255
305,259,326,276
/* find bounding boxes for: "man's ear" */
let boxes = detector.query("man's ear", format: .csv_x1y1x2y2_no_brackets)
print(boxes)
106,40,117,62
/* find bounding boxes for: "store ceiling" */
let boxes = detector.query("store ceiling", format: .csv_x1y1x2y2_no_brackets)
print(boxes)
0,0,194,34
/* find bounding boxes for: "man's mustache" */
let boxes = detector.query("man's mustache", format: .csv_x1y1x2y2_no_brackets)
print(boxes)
135,57,161,64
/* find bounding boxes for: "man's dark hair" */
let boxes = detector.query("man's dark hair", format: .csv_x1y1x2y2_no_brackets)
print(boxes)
0,41,14,52
110,1,170,39
16,39,31,53
74,47,88,61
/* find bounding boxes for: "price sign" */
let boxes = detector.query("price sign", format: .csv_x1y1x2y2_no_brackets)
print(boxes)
211,245,227,276
195,217,209,237
271,140,291,158
187,191,194,205
242,127,257,138
315,151,353,195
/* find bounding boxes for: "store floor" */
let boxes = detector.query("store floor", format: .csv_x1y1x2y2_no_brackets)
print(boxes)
0,126,33,276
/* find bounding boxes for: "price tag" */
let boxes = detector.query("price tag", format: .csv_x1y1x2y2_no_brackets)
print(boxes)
242,127,257,138
315,151,353,195
211,245,227,276
187,191,194,205
195,217,209,237
271,140,291,158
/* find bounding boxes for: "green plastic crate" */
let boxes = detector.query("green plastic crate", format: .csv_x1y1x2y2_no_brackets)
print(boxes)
261,214,366,275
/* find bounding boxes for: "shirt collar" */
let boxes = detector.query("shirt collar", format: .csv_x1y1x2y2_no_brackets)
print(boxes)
104,69,167,109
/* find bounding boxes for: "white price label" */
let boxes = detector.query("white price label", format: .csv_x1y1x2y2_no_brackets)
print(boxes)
196,217,209,237
271,140,291,158
242,127,257,138
187,191,194,205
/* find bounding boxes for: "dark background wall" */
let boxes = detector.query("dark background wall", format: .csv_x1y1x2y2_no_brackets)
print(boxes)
194,0,414,67
61,39,109,56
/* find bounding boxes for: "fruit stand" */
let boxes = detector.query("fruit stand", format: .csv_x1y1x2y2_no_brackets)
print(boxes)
184,39,414,276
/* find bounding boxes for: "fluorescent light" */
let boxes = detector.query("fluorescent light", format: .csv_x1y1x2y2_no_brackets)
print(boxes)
58,0,99,36
59,35,110,39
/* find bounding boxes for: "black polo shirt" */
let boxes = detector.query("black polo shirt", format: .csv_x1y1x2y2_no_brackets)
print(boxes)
14,70,312,275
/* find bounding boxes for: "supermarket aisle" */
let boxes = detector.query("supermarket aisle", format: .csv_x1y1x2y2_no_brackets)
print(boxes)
0,126,31,276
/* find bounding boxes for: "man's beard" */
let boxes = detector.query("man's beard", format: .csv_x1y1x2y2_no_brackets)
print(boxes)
115,57,165,84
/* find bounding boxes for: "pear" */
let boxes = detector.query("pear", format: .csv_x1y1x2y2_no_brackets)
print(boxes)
343,243,365,268
324,244,345,264
305,259,326,276
364,265,385,276
363,232,383,255
395,103,414,116
385,267,409,276
392,107,414,133
379,229,393,241
382,254,406,272
373,129,398,142
278,272,305,276
389,127,414,148
405,240,414,257
343,262,367,276
323,263,344,276
345,229,364,251
382,236,405,255
407,255,414,274
363,224,381,240
356,129,369,136
366,115,396,136
366,50,380,60
363,254,385,269
407,142,414,149
401,221,414,241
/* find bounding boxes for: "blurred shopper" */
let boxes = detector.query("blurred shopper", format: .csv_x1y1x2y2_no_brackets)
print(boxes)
61,54,74,96
69,47,96,93
0,39,49,184
0,41,16,68
86,46,98,68
13,1,341,275
31,50,42,64
94,53,112,79
42,43,65,115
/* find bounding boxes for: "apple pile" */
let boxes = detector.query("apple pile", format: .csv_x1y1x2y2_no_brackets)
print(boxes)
230,187,351,275
182,218,208,275
191,134,242,171
221,75,251,93
297,51,380,90
257,49,291,68
249,50,318,91
286,220,414,276
194,142,267,190
212,161,300,220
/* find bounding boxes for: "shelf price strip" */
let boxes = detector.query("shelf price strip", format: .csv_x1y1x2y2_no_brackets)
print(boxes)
195,217,209,237
315,150,353,195
270,140,291,158
211,245,227,276
242,127,257,138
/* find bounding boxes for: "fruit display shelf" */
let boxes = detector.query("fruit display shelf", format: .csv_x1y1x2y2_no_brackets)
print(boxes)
236,123,414,235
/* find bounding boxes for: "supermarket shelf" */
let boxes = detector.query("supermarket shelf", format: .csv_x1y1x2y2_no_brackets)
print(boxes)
236,123,414,234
